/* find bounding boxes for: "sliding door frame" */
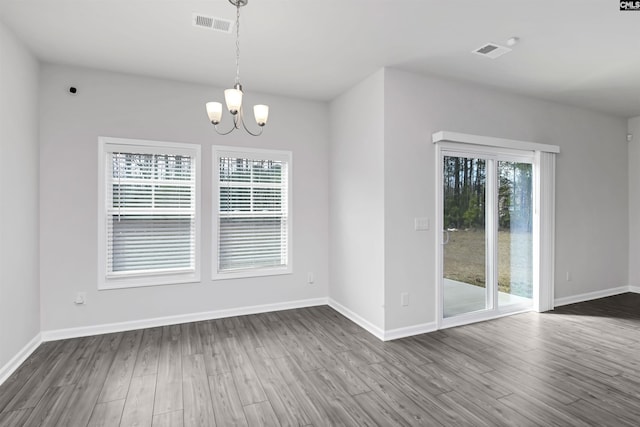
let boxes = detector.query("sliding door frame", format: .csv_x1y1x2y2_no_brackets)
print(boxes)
433,132,559,330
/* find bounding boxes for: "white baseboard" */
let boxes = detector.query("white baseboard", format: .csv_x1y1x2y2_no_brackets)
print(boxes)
554,286,630,307
328,299,385,341
327,299,436,341
629,285,640,294
27,284,640,359
41,297,329,341
383,322,437,341
0,333,42,387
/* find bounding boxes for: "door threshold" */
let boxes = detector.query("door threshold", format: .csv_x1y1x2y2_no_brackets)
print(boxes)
440,306,533,330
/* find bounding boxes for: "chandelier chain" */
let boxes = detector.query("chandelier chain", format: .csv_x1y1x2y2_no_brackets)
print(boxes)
235,2,240,85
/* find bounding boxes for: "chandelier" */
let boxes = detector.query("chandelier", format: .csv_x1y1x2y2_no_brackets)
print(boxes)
205,0,268,136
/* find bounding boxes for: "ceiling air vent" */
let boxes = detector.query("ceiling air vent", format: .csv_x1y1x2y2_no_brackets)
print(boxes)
192,13,234,34
472,43,512,59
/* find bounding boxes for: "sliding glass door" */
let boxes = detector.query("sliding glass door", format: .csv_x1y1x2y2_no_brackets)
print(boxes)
497,161,533,309
442,155,488,318
440,148,533,325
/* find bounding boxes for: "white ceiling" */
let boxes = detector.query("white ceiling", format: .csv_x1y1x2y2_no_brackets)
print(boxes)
2,0,640,118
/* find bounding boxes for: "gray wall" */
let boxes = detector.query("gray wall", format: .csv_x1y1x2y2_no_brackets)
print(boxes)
39,64,329,331
0,21,40,368
327,67,628,333
383,68,628,330
329,70,386,331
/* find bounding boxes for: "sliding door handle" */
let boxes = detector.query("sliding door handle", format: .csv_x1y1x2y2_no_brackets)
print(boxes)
442,230,450,245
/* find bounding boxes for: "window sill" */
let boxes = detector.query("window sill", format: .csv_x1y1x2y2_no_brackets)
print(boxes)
99,271,201,290
212,266,292,281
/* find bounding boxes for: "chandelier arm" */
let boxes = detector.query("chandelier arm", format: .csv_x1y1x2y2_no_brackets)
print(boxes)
212,123,237,136
239,111,264,136
211,112,242,135
233,112,241,129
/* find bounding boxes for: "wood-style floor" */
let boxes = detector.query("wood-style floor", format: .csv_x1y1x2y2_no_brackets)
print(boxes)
1,294,640,426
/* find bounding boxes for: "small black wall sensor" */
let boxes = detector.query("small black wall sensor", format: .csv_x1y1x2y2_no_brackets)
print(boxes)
69,86,78,95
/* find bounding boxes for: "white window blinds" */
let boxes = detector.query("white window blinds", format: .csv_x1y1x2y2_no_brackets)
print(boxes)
215,149,291,276
106,150,196,277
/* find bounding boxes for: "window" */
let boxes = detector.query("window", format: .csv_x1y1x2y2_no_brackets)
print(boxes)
213,146,292,279
98,137,200,289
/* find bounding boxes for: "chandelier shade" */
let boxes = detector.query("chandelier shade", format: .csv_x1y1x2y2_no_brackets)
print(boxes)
253,105,269,126
224,87,243,115
206,102,223,124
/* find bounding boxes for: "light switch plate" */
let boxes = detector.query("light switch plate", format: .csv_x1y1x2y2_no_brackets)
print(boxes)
414,217,430,231
401,292,409,307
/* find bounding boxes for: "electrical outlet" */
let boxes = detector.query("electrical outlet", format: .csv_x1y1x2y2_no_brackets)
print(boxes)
74,292,86,305
566,271,572,281
307,272,314,284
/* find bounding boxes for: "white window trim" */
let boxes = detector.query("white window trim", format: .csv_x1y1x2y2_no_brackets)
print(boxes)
432,131,560,154
212,145,293,280
97,136,201,290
